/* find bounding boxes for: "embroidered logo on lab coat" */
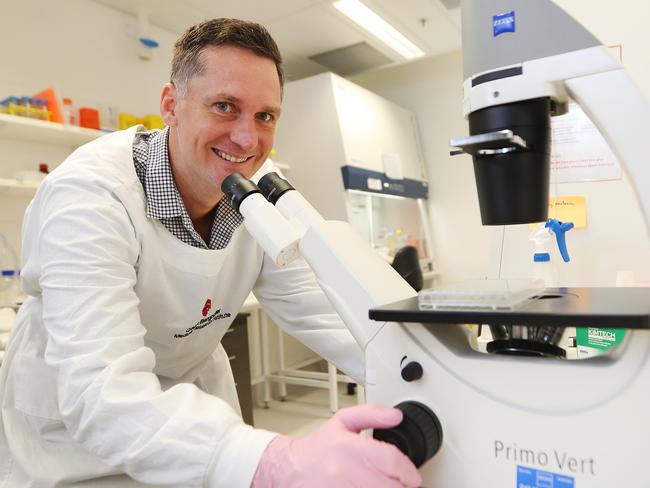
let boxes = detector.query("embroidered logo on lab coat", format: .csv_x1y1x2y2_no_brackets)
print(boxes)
202,299,212,317
173,301,231,338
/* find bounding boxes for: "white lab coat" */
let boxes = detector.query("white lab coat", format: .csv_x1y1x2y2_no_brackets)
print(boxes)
0,127,364,487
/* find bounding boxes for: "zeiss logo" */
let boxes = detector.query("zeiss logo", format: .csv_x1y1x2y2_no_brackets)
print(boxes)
493,10,515,37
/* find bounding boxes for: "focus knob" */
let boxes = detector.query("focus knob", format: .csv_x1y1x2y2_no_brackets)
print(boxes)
373,401,443,468
401,361,423,382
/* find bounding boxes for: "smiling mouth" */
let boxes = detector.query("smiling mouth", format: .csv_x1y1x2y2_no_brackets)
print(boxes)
212,148,253,163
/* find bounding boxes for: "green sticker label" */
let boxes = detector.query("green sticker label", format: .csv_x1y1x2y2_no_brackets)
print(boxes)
576,328,626,351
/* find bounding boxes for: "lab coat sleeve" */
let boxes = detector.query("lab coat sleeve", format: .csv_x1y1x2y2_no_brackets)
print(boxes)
252,253,365,383
31,175,275,488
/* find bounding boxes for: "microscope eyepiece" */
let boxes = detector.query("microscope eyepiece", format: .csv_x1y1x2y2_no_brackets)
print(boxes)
221,173,260,212
258,172,295,205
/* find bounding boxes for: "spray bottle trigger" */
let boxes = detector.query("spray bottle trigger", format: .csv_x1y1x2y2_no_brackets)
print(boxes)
545,219,574,263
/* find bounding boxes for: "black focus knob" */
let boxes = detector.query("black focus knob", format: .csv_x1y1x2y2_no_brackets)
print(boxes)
373,401,443,468
401,361,423,382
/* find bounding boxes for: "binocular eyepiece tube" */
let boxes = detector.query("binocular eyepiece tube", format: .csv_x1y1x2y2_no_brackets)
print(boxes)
223,171,325,241
221,172,301,267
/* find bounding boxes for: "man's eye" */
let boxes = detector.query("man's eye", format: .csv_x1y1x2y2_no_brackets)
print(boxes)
257,112,273,122
215,102,233,112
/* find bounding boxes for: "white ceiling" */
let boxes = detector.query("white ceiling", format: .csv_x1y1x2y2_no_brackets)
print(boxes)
93,0,461,80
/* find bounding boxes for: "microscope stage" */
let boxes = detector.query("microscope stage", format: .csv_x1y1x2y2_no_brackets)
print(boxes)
369,287,650,329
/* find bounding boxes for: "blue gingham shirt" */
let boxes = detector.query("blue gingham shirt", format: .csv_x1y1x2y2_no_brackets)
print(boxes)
132,126,243,250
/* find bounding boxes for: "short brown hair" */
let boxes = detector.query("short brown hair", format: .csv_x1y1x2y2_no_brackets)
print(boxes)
171,18,284,97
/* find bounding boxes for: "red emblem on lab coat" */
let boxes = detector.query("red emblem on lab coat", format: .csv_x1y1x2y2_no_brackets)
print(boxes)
202,299,212,317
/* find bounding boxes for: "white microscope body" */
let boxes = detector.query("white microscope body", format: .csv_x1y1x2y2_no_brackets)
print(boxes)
224,1,650,485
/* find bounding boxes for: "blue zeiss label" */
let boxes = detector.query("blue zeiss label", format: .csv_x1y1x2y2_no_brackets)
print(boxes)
517,466,575,488
493,10,516,36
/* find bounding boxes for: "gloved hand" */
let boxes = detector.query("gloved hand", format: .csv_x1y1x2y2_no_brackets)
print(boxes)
251,404,422,487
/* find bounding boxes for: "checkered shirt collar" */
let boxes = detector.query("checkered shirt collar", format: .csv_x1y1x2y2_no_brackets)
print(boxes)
134,126,244,250
143,126,185,220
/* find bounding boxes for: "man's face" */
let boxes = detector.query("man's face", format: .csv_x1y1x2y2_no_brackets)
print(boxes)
162,45,282,204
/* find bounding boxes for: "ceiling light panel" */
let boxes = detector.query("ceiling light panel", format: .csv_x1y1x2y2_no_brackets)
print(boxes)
333,0,426,60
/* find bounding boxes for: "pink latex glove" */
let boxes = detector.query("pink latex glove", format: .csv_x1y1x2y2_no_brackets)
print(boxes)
251,404,422,488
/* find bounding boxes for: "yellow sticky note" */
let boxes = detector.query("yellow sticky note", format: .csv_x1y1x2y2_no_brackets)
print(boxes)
529,195,587,229
548,195,587,228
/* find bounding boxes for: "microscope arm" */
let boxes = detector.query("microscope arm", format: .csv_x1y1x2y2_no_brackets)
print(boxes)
564,69,650,232
463,46,620,116
472,47,650,231
458,42,650,230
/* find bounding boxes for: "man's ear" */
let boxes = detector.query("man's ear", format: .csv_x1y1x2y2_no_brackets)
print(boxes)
160,83,179,126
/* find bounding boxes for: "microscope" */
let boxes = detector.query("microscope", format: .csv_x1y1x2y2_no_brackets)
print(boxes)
223,1,650,486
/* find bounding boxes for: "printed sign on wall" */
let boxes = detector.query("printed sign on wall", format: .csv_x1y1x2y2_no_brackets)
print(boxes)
550,103,622,183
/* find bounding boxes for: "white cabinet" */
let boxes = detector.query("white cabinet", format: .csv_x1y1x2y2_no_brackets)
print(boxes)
273,72,436,277
274,72,428,220
332,77,426,182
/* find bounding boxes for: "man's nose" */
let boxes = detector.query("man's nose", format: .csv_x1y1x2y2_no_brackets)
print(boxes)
230,116,258,151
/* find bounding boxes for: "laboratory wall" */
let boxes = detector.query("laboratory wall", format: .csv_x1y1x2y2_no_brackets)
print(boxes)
351,0,650,287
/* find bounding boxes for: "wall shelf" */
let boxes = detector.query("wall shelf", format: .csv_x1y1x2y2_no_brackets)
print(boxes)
0,178,39,195
0,113,104,147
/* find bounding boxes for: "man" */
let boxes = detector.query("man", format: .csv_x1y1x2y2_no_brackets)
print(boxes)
0,18,421,487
